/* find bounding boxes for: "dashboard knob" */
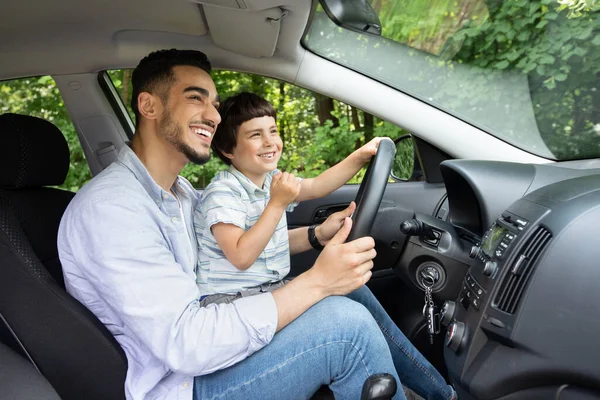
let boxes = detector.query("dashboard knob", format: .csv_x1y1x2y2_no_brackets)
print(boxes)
483,261,497,277
440,301,456,327
446,321,466,352
469,245,480,259
400,219,436,240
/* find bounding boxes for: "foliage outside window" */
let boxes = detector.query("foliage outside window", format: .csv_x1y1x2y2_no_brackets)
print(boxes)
305,0,600,160
107,69,410,188
0,77,90,191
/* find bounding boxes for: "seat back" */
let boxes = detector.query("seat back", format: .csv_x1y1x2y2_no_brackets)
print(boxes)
0,114,127,400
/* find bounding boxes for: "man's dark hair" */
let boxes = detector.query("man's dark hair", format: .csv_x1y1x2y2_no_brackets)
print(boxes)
212,92,277,165
130,49,212,125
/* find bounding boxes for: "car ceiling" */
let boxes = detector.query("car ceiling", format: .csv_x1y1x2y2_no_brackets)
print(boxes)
0,0,312,80
1,0,553,165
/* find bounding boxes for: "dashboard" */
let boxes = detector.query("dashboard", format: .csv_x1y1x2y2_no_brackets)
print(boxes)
432,160,600,399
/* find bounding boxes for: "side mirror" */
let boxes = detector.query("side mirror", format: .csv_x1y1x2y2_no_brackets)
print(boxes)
318,0,382,36
390,134,416,181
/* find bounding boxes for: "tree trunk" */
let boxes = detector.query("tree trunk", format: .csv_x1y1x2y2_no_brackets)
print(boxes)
591,73,600,127
120,69,132,107
251,74,264,97
364,112,374,142
572,92,586,135
278,81,286,143
373,0,382,13
315,94,339,127
351,106,362,150
351,106,361,130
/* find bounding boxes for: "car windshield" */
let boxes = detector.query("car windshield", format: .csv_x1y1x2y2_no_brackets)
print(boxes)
303,0,600,161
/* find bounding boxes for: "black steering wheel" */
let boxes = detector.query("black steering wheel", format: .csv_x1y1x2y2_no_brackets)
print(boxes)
347,137,396,242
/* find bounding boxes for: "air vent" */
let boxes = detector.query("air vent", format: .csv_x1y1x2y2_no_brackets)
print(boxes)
494,226,552,314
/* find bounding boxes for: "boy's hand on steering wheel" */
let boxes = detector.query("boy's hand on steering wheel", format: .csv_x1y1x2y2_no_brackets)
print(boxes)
355,137,389,165
315,201,356,246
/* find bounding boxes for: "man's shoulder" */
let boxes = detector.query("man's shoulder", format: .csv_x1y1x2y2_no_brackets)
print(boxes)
65,163,148,217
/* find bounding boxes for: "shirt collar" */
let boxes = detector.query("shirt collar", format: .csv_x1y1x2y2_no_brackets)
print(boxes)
228,165,278,196
116,144,189,203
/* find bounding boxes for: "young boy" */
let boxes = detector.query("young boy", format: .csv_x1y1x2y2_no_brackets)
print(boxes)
193,92,458,400
193,92,385,299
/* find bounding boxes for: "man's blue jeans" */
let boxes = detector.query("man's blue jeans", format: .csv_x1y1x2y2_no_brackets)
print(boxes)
194,286,454,400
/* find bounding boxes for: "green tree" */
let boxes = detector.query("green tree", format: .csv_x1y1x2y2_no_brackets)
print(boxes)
0,77,91,191
449,0,600,159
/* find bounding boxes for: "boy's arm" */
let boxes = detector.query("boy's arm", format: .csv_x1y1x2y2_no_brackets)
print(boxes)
296,137,386,202
211,172,300,270
272,217,376,331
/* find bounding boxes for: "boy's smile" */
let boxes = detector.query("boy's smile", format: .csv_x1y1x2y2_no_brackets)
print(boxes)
224,115,282,187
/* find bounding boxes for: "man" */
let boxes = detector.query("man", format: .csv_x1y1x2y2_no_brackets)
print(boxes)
58,49,455,400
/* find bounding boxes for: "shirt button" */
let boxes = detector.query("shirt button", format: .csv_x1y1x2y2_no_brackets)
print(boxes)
162,192,170,199
171,217,179,223
181,381,190,389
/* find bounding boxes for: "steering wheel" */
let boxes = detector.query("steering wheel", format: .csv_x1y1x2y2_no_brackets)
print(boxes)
347,137,396,242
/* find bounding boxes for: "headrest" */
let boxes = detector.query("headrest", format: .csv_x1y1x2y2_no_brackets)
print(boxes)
0,113,70,189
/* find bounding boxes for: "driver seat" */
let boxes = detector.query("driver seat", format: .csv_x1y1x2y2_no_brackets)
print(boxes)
0,113,127,399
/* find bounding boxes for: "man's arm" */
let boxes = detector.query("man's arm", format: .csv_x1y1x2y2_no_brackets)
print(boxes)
62,193,374,375
273,217,375,331
60,195,279,376
210,172,300,270
296,138,384,202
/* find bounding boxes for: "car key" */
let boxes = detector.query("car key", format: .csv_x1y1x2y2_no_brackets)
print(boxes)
422,277,438,344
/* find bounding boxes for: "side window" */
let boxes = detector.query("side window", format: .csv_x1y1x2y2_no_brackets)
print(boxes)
0,76,90,191
107,69,415,187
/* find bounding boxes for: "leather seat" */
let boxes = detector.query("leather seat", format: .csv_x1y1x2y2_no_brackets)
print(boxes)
0,113,127,400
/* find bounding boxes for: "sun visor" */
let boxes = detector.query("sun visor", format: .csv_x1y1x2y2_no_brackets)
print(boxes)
202,5,287,58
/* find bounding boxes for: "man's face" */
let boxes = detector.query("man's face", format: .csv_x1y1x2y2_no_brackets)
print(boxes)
158,65,221,165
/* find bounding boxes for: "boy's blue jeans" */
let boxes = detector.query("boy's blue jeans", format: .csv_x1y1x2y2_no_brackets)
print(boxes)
194,286,455,400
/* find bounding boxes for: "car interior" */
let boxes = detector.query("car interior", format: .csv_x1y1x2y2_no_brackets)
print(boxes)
1,0,600,399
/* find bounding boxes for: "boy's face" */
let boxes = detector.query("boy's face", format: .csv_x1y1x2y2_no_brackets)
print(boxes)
224,116,282,184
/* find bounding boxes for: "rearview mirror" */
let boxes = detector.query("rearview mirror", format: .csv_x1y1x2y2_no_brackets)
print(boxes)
318,0,382,36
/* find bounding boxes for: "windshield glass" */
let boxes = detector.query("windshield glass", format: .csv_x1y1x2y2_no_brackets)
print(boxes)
304,0,600,160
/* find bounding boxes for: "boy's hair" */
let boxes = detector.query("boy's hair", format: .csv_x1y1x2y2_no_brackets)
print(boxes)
212,92,277,165
131,49,212,126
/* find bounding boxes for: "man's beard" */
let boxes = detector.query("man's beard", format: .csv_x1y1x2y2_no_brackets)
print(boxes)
160,109,210,165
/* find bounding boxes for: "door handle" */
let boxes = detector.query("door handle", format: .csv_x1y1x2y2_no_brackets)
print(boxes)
312,204,349,224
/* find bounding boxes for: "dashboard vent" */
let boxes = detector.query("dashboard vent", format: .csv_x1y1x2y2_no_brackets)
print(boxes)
494,226,552,314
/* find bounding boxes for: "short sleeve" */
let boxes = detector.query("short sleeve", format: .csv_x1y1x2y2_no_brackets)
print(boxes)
200,182,247,231
286,201,298,213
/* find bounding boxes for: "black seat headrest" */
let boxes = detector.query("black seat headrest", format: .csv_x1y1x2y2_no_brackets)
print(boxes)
0,113,70,189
